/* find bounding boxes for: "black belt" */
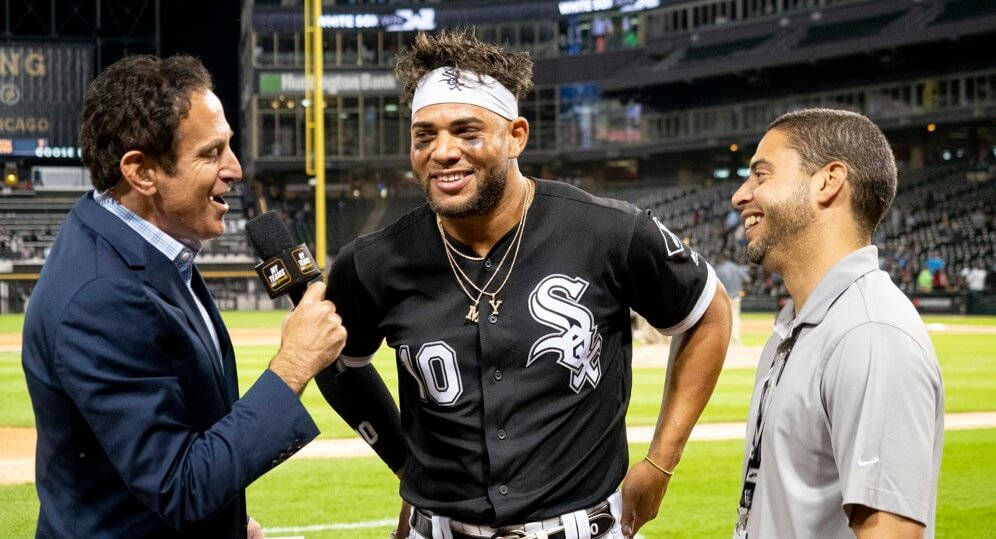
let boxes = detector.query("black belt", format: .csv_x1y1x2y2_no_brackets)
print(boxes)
412,501,615,539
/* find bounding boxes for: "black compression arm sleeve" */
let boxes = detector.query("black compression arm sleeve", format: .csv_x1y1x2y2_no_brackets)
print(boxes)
314,362,408,473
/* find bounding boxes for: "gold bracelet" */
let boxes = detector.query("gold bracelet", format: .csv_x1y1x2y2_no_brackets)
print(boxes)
644,456,674,477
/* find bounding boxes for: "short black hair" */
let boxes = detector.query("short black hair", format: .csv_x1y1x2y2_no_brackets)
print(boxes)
767,108,897,235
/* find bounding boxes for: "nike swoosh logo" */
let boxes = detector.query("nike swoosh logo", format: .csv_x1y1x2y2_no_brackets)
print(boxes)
857,456,879,467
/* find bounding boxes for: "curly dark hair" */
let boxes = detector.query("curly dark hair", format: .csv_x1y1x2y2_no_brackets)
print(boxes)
394,28,534,105
80,55,213,192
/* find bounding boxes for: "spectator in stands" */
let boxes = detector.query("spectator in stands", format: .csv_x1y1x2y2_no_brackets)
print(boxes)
937,219,953,243
926,251,942,272
956,259,987,313
905,210,917,232
592,15,612,53
622,16,638,47
714,252,750,344
970,207,987,233
917,264,934,293
9,234,23,259
926,250,947,289
962,259,987,294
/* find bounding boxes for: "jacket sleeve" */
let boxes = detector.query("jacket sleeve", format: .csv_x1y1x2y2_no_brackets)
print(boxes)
53,277,319,530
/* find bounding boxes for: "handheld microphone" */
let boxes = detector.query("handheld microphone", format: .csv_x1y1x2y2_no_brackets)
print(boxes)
246,211,322,306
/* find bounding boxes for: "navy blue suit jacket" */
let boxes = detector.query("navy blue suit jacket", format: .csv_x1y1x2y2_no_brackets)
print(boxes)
22,193,320,537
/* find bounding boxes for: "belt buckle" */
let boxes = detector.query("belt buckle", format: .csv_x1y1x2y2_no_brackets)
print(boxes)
490,531,527,539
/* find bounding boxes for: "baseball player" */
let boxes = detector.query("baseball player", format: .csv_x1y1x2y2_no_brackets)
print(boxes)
316,29,732,539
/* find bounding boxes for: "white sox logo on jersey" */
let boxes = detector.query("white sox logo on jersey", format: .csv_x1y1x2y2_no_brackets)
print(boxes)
527,274,603,393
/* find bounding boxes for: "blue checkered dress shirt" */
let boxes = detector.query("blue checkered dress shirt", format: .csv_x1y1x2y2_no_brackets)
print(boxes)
93,191,223,362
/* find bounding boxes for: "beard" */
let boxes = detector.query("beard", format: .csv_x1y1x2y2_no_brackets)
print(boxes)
424,164,508,218
746,183,815,265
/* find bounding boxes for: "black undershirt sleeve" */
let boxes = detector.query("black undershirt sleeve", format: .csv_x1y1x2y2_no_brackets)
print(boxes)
314,363,408,472
315,243,409,473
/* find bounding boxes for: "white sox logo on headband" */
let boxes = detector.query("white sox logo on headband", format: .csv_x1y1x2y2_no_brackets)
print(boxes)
441,67,467,91
411,66,518,120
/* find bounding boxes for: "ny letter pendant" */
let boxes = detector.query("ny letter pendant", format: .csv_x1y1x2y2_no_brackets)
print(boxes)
488,298,503,316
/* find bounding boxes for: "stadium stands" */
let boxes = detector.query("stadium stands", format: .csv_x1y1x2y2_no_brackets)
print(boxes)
797,10,905,48
0,190,253,264
605,162,996,298
2,163,993,315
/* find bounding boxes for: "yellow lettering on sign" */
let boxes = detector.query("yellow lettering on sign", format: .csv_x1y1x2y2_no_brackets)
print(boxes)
0,117,51,133
0,51,20,76
0,49,47,77
25,51,45,77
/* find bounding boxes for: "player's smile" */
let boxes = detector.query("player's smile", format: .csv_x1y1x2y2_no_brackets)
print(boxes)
429,168,475,195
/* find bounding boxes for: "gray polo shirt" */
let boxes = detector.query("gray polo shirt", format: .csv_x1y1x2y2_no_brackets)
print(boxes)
738,245,944,538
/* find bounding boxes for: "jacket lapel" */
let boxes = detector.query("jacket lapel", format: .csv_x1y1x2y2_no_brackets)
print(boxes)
73,192,231,404
141,245,229,400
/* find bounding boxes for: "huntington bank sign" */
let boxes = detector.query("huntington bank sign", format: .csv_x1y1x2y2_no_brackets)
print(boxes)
0,44,92,158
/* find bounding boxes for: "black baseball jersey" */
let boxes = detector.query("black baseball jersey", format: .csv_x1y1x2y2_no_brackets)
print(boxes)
326,179,716,525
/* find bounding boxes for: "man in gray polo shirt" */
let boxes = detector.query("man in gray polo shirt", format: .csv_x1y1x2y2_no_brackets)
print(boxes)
731,108,944,538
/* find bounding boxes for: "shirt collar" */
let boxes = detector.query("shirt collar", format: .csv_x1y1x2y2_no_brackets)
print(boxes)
93,191,202,284
773,245,880,338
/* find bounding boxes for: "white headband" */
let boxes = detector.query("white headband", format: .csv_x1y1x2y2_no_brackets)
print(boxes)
411,67,518,121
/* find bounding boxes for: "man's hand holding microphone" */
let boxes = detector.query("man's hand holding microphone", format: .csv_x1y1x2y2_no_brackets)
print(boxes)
247,211,346,395
269,281,345,395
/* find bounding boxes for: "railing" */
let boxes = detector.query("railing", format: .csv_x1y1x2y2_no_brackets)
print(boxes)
252,68,996,159
561,68,996,152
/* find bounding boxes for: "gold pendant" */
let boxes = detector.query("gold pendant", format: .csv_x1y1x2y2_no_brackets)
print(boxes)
466,304,480,323
489,298,503,315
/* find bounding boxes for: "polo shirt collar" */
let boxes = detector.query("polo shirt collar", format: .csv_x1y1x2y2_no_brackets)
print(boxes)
773,245,879,338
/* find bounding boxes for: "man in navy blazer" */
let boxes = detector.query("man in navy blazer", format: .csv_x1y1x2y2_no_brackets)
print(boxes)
21,55,347,537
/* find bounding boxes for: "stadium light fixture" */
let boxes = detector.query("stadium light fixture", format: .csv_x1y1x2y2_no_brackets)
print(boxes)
729,143,739,152
927,123,937,132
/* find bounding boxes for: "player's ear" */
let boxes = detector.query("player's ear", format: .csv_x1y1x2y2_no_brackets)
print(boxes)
119,150,158,196
507,117,530,159
814,161,847,206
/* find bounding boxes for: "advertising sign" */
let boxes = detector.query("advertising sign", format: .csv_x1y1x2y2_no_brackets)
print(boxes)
0,43,92,159
258,71,398,95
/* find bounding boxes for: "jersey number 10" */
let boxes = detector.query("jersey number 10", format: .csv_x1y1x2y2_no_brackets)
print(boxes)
398,341,464,406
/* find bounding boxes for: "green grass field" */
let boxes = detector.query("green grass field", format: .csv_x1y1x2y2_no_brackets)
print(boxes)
2,312,994,537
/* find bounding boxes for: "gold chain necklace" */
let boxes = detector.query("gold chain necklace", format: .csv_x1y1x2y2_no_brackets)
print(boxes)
439,183,530,302
437,180,534,324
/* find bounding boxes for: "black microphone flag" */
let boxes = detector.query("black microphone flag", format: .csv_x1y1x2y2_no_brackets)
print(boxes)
245,211,322,303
